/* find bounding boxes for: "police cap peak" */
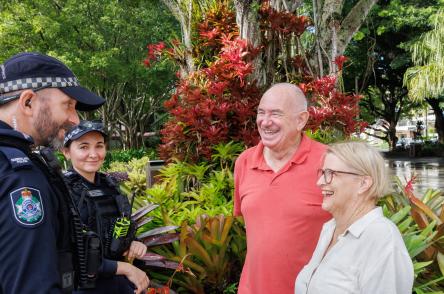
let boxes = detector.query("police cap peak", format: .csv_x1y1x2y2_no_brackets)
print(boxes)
0,52,105,111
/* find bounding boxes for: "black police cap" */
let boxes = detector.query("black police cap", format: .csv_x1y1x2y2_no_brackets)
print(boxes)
0,52,105,111
63,120,107,147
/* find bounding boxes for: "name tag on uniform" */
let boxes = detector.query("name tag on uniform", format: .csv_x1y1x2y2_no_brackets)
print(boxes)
0,146,32,170
87,189,106,197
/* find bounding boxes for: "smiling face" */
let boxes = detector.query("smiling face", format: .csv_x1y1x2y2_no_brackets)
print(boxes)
316,153,364,216
256,84,309,153
63,131,106,181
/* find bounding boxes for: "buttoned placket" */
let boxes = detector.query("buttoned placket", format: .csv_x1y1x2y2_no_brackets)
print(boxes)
305,227,348,293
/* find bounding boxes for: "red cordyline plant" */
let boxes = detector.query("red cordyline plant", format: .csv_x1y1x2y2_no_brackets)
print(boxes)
145,2,367,163
259,0,310,37
158,35,261,162
145,3,261,163
301,74,368,136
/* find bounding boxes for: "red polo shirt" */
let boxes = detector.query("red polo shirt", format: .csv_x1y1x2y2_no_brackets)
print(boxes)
234,134,331,294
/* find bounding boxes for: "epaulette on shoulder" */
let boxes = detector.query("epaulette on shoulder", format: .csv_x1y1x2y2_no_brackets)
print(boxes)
0,146,32,170
63,170,82,184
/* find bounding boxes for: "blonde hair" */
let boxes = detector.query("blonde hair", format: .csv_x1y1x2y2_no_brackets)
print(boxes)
327,141,389,199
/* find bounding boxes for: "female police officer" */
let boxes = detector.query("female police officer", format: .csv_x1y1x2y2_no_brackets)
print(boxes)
62,120,149,294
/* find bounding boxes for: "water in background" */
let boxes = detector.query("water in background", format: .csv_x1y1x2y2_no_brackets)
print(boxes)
388,157,444,196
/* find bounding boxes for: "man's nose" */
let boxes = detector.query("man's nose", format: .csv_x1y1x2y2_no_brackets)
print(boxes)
262,116,273,126
69,110,80,125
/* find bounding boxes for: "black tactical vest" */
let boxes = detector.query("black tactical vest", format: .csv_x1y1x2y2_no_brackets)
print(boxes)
63,170,134,260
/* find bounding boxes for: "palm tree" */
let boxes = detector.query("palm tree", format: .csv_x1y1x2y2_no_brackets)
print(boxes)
404,10,444,143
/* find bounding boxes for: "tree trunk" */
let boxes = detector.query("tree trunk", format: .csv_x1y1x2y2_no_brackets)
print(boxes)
233,0,265,86
161,0,195,76
426,98,444,143
314,0,378,76
388,122,398,151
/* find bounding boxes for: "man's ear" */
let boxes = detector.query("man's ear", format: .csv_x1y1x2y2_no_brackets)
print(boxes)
297,111,310,130
17,90,37,115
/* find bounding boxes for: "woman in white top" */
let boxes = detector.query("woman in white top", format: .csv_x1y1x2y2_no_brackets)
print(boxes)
295,141,413,294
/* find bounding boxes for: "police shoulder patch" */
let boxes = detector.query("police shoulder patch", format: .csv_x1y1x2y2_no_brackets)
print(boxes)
10,187,44,227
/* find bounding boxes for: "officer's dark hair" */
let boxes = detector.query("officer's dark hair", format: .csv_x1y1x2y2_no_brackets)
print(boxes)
0,88,50,109
0,90,22,108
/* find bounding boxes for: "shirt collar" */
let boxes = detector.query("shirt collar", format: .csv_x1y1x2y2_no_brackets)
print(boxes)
345,207,383,238
251,133,312,170
0,119,34,144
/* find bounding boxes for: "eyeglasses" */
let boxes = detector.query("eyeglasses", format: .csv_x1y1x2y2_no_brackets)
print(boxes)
317,168,363,184
0,86,49,105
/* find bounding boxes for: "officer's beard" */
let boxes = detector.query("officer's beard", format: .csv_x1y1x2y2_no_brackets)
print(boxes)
34,102,74,150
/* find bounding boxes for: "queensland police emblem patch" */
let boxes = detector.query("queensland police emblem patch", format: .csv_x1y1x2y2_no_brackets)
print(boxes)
10,187,44,226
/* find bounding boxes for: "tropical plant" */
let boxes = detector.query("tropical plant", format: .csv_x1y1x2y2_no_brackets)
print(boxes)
103,148,156,170
381,176,444,293
132,203,180,270
403,8,444,144
404,9,444,101
107,156,151,209
150,214,246,294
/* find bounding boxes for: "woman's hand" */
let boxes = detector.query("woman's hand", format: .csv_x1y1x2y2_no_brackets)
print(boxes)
123,241,147,262
116,261,149,294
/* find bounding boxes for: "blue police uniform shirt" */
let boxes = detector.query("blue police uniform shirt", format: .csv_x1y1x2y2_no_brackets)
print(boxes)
0,120,62,293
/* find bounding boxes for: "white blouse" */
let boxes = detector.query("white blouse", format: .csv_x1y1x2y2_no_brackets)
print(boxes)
295,207,414,294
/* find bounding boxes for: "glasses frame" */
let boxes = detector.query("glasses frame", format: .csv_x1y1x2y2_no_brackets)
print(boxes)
317,168,363,184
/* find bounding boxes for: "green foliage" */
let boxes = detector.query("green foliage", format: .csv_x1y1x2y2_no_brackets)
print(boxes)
405,9,444,101
151,215,246,294
305,129,347,145
107,156,150,208
380,177,444,293
133,141,243,226
103,148,156,170
0,0,179,149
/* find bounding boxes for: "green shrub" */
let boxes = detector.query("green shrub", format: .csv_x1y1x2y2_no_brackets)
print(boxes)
103,148,156,170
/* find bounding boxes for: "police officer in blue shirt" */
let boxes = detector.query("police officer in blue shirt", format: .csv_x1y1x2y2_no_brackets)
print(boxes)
0,52,105,293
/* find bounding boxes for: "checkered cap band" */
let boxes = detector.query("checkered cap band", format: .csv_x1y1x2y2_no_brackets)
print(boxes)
63,127,84,146
0,76,79,94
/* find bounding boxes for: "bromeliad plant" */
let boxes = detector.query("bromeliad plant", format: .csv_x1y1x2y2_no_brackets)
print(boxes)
381,176,444,293
150,214,246,294
130,202,180,271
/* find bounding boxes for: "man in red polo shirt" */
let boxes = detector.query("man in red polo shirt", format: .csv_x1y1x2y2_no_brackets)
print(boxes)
234,83,331,294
